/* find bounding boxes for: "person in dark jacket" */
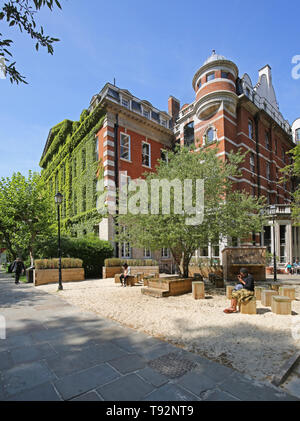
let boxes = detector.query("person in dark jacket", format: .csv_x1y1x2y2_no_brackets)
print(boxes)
224,268,255,314
11,258,26,285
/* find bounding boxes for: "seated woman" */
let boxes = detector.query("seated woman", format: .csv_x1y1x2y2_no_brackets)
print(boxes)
120,263,131,287
285,262,293,275
224,268,255,314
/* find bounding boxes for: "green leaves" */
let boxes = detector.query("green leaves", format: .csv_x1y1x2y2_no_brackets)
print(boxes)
0,0,63,84
0,172,55,262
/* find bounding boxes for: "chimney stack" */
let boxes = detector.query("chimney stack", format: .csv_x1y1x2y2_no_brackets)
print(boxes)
168,96,180,124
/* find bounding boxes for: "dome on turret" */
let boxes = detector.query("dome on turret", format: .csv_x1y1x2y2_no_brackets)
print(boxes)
203,50,227,65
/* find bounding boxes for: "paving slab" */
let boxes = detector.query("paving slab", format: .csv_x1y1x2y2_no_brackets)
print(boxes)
219,372,298,401
176,370,218,396
10,343,57,365
7,382,61,401
54,363,120,400
143,383,200,401
1,361,56,398
71,391,103,401
136,367,169,388
97,373,155,401
109,354,147,374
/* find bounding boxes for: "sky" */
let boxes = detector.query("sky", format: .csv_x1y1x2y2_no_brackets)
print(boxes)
0,0,300,178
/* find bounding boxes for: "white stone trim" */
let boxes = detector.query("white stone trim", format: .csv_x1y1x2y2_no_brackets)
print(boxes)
103,149,115,158
103,140,115,148
103,159,115,167
104,170,115,177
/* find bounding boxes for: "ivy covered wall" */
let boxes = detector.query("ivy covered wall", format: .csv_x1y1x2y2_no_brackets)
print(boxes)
40,105,106,238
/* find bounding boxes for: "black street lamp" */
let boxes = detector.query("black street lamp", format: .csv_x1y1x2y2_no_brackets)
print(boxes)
268,204,277,283
55,192,63,291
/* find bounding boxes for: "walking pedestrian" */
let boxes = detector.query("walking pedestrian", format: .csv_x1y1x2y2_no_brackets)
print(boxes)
11,258,26,285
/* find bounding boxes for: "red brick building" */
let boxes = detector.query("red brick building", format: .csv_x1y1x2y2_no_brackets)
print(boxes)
92,51,299,269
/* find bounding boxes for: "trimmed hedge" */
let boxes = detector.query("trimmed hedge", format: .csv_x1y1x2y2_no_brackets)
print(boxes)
35,235,114,278
104,258,158,267
35,258,83,270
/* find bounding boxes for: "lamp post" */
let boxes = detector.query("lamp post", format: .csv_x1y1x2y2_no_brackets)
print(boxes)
268,204,277,282
55,192,63,291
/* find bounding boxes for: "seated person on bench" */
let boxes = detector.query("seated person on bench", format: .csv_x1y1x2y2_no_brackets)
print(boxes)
224,268,255,314
120,263,131,287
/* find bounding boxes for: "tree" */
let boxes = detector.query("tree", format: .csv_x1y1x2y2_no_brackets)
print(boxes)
0,0,62,84
282,144,300,224
0,171,55,264
117,147,266,277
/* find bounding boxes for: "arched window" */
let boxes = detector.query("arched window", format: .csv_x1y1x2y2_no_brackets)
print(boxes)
206,127,215,144
184,122,194,147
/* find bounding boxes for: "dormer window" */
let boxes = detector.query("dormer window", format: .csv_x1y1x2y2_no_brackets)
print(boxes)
121,98,129,108
107,88,120,101
161,119,167,127
151,111,160,122
143,109,150,118
206,72,215,82
131,100,142,113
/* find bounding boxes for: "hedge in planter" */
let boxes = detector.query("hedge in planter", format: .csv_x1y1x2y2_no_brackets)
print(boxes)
35,235,113,278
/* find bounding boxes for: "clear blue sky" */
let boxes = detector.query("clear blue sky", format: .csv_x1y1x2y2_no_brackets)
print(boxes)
1,0,300,178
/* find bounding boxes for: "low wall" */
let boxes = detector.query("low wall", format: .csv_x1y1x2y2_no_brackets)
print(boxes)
148,278,193,296
34,268,85,286
104,265,159,279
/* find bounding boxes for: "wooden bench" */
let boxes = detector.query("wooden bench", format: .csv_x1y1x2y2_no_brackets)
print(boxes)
114,274,139,287
271,296,292,315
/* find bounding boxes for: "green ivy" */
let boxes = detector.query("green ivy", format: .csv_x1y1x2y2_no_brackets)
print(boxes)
41,104,107,238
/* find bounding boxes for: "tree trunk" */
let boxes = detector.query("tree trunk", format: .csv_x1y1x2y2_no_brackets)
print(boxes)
170,247,183,276
182,252,191,278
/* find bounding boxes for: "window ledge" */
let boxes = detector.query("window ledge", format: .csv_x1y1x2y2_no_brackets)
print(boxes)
120,158,132,163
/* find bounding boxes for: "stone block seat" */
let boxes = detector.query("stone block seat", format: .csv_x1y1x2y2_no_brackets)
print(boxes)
271,296,292,315
278,287,296,301
239,298,257,315
261,290,278,307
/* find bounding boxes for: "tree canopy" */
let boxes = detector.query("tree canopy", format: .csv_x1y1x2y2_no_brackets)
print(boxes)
0,0,62,84
117,147,267,277
0,171,55,264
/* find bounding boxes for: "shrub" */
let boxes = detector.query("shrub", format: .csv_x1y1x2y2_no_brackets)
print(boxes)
35,258,83,270
35,235,113,278
104,258,158,267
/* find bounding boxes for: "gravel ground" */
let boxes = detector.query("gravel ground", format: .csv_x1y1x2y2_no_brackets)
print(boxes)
37,279,300,382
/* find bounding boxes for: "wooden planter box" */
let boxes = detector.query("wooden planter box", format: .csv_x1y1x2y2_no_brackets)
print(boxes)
189,265,223,279
34,268,85,286
103,265,159,280
142,277,193,298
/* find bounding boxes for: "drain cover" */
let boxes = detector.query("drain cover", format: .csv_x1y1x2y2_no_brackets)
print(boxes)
148,352,197,379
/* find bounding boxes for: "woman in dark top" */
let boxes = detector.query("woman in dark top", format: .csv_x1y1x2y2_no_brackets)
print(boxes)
224,268,255,314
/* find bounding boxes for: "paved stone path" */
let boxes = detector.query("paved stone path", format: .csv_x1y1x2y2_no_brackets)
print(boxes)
0,271,298,401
